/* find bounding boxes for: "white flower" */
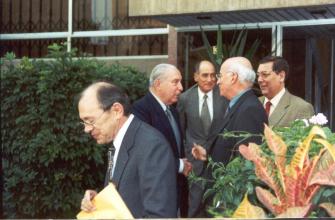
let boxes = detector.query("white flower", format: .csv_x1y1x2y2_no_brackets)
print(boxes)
309,113,328,126
302,119,310,127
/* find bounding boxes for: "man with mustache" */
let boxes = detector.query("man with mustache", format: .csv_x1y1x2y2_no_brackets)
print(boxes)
177,60,228,217
257,56,314,127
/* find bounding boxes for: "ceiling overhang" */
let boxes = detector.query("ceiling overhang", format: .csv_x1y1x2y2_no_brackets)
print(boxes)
129,1,335,28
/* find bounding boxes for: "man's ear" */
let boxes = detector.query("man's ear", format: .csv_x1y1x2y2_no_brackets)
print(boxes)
231,72,238,84
153,79,160,88
279,70,286,82
110,102,124,118
194,73,199,82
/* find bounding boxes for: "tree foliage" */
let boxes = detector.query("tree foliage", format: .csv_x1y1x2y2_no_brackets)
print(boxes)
1,44,148,218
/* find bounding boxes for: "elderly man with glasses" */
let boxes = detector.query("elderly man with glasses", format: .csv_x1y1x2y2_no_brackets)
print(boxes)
78,81,178,218
192,56,268,167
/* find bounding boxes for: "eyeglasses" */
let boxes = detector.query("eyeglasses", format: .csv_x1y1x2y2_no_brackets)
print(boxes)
80,111,105,128
256,71,273,79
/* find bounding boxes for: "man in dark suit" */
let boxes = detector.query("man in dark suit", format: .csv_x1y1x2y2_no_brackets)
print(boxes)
132,63,192,217
257,56,314,127
79,82,177,218
177,60,228,217
193,56,267,167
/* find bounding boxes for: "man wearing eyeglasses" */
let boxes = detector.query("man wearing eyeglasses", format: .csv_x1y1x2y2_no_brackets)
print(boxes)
177,60,228,217
257,56,314,127
192,56,267,166
78,81,178,218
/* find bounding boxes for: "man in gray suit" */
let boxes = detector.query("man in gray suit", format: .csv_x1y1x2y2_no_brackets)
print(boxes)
177,60,228,217
79,82,177,218
257,56,314,127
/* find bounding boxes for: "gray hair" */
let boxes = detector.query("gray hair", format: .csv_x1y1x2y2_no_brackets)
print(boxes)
149,63,178,87
227,62,256,84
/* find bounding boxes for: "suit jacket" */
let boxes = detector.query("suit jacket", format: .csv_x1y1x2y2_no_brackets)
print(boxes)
111,116,177,218
177,85,229,175
210,89,268,165
259,90,314,127
132,92,188,216
132,92,184,163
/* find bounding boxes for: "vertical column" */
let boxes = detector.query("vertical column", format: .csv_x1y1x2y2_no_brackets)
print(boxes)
184,33,190,89
271,24,283,56
67,0,73,52
330,39,335,131
168,24,178,66
305,38,313,103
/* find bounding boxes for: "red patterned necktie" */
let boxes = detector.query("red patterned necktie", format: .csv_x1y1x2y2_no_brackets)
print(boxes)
265,101,272,116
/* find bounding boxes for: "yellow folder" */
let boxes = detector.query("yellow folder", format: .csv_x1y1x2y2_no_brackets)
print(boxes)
77,183,134,219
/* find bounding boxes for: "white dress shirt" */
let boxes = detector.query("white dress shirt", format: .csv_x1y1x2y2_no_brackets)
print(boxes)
197,87,214,120
112,114,134,176
264,88,286,116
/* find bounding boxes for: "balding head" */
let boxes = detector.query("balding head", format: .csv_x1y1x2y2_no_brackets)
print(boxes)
78,81,131,144
221,56,255,85
217,57,255,100
79,81,131,116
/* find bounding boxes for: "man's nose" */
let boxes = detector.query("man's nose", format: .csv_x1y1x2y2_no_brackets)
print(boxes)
257,76,263,83
84,124,93,133
178,82,183,91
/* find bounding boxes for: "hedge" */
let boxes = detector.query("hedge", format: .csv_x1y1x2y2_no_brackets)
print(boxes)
1,44,148,218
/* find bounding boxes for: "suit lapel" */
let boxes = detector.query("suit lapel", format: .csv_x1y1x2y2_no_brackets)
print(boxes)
148,93,174,135
147,92,180,155
218,90,252,133
209,86,227,135
111,117,139,188
190,86,200,119
189,86,204,133
269,91,290,126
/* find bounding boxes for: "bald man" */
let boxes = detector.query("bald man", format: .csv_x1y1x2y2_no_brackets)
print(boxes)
177,60,228,217
78,82,177,218
193,56,268,166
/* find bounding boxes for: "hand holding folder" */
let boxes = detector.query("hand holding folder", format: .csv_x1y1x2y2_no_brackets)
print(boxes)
77,183,133,219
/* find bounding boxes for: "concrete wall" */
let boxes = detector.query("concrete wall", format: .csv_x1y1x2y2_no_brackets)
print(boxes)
101,57,169,76
129,0,335,16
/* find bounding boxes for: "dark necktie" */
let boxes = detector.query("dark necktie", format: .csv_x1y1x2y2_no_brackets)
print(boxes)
224,105,231,118
104,145,115,187
165,106,181,154
200,94,211,135
265,101,272,116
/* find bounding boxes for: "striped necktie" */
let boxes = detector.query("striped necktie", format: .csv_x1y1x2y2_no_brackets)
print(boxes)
104,144,115,186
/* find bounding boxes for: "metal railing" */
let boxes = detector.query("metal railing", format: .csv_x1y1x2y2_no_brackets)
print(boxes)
0,0,168,58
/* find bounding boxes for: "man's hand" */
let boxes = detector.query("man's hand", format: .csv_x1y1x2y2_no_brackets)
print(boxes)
192,143,207,161
80,189,97,212
182,158,192,176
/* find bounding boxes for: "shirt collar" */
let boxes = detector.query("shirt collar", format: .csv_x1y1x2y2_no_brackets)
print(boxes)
150,90,168,111
229,88,250,108
113,114,134,150
197,87,213,100
264,88,285,109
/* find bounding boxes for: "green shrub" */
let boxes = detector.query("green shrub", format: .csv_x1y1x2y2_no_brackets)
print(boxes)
1,44,148,218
